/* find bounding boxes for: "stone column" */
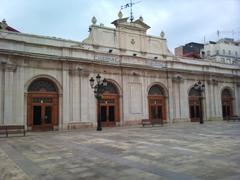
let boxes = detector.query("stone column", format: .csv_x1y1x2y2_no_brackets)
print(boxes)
172,81,179,121
14,66,25,125
207,81,214,119
237,82,240,116
3,64,17,124
0,67,3,124
80,71,91,123
58,94,63,130
178,79,190,121
211,80,219,120
202,81,208,122
172,77,184,122
142,74,148,120
215,83,222,118
200,78,219,121
234,82,240,116
167,74,174,124
70,69,81,122
62,68,70,128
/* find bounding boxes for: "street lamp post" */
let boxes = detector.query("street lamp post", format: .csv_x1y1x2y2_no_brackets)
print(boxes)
89,74,107,131
194,81,205,124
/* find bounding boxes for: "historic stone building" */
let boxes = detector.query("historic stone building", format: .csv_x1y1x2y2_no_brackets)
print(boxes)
0,13,239,131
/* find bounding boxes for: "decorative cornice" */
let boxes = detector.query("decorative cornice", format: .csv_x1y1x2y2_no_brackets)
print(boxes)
207,79,218,85
1,63,17,72
172,76,184,83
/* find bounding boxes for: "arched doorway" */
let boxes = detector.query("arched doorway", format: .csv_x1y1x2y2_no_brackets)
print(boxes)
27,78,59,131
221,88,233,120
98,81,120,127
188,87,202,122
148,84,167,123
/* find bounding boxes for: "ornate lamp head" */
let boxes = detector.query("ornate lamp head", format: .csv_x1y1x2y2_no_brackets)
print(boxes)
103,78,107,87
194,83,198,90
89,77,94,88
96,74,101,84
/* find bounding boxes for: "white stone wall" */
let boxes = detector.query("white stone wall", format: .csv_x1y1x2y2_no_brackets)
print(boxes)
0,67,3,124
0,57,239,128
0,19,239,129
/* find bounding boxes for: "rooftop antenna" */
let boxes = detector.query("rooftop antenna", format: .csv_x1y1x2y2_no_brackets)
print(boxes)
121,0,142,22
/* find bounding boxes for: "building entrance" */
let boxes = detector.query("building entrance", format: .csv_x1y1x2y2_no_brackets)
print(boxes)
221,89,233,120
99,95,119,126
27,78,59,131
189,87,202,122
148,84,167,123
97,82,119,127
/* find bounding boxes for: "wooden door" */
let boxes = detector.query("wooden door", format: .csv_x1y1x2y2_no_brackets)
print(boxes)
98,95,119,127
148,96,166,123
189,97,202,122
27,93,58,131
221,89,233,120
222,100,232,120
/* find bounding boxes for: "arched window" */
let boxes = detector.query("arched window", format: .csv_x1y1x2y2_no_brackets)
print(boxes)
148,85,165,96
222,89,232,98
100,81,118,94
189,88,201,96
28,78,57,92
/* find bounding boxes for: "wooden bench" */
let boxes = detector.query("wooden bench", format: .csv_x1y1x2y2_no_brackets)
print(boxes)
142,119,163,127
225,116,240,121
231,116,240,121
0,125,26,137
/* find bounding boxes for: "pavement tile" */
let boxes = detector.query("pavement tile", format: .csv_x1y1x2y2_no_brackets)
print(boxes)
0,121,240,179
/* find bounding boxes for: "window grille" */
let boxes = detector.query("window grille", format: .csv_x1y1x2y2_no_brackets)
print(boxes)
148,85,165,95
28,78,57,92
189,87,201,96
99,82,118,94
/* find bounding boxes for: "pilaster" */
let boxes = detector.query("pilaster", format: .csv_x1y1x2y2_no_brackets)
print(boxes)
80,71,91,122
14,66,25,124
172,76,187,121
3,64,17,124
167,74,174,124
235,82,240,115
0,67,3,124
69,69,81,122
62,69,70,124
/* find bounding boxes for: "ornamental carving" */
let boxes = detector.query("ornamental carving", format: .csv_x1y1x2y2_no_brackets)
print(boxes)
131,39,135,45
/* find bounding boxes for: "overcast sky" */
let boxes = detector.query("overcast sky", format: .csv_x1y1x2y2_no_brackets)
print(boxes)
1,0,240,52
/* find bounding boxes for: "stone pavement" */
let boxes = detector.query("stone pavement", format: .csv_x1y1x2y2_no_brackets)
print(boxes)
0,121,240,180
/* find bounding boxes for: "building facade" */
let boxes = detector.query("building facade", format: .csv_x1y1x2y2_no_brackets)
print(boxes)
0,13,240,131
202,38,240,65
175,42,204,58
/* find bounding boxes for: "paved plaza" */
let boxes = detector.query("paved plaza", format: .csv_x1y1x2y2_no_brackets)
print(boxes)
0,121,240,180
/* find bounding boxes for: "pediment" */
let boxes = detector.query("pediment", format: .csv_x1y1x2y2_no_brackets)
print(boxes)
133,19,150,30
111,17,150,32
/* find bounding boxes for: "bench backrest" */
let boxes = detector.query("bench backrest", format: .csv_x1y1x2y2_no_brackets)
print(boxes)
151,119,163,123
7,125,25,130
0,126,7,130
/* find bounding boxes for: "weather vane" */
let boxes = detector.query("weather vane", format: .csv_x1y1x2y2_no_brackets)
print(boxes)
121,0,142,22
